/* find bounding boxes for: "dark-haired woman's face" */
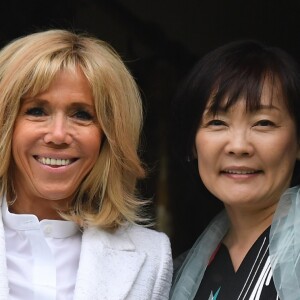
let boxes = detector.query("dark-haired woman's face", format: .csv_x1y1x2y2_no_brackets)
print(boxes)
195,83,299,211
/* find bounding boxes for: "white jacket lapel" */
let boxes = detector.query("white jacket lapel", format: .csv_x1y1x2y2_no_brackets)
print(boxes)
0,199,9,299
74,226,146,300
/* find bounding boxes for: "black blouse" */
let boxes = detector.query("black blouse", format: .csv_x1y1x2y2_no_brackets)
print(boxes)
194,227,279,300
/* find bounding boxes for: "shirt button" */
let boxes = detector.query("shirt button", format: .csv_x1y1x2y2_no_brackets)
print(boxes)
44,225,52,235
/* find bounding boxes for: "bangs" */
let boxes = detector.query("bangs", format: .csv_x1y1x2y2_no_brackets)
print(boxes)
22,51,81,98
208,69,280,115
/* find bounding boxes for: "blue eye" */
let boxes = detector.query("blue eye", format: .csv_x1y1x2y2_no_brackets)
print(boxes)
73,110,93,121
25,107,45,116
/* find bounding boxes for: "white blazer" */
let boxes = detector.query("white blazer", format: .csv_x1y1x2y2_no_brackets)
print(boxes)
0,213,172,299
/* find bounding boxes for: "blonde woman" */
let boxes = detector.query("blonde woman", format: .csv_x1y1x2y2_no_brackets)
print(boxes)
0,29,172,299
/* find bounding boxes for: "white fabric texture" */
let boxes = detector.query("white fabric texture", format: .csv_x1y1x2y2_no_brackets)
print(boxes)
3,200,81,300
0,198,173,300
170,186,300,300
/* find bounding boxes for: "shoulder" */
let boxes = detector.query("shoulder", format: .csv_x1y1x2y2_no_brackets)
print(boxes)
123,224,173,297
120,224,172,276
83,223,171,254
122,224,171,252
82,224,173,298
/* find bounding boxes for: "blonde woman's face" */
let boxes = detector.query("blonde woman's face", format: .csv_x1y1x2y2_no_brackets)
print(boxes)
11,68,102,218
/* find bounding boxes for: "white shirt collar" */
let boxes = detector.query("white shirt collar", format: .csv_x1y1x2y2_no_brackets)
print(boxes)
2,200,80,238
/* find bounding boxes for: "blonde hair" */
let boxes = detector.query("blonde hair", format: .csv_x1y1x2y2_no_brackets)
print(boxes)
0,29,146,229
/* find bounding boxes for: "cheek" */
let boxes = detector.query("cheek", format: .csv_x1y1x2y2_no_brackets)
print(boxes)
196,143,217,182
270,134,298,162
195,132,216,164
197,158,213,183
85,128,103,158
12,126,30,160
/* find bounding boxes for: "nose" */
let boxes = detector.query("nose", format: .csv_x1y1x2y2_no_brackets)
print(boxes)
225,129,254,157
43,115,73,145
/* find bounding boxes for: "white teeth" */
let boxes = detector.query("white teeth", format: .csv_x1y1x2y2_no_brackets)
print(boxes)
225,170,256,174
39,157,71,166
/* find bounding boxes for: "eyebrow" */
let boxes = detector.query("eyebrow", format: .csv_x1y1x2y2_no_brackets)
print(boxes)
254,104,280,110
20,97,46,106
21,97,94,109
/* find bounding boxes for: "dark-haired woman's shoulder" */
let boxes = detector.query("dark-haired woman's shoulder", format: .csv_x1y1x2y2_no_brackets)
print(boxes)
173,249,190,280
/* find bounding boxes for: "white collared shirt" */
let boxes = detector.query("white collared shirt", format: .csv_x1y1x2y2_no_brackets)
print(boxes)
2,201,82,300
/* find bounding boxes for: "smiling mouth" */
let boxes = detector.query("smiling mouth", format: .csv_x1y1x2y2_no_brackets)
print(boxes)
34,156,77,166
221,169,262,175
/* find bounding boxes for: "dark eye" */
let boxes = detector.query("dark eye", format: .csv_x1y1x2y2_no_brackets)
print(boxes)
25,107,45,116
255,120,275,127
73,110,93,121
207,119,226,126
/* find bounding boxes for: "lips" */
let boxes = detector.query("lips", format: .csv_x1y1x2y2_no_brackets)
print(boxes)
221,168,262,175
34,156,77,166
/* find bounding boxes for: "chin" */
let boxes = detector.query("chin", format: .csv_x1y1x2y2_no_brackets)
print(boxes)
37,190,73,202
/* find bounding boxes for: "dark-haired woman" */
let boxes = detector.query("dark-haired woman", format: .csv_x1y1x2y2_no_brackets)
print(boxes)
170,40,300,300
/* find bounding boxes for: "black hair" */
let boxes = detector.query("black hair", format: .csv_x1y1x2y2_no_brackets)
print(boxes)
172,40,300,162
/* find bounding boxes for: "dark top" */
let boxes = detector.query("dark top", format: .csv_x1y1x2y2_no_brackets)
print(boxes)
194,227,278,299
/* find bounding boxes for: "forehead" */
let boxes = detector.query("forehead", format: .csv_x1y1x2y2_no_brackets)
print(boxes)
22,68,94,107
